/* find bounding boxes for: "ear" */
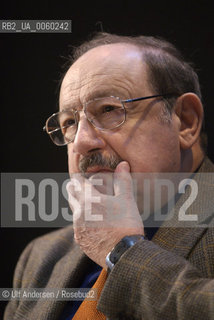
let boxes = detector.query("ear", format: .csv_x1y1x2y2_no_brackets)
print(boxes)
174,93,204,150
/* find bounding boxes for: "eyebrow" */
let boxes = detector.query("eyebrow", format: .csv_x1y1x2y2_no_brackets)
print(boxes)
85,89,126,101
60,88,131,111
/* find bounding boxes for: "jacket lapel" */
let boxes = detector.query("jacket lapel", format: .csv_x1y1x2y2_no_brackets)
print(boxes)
29,229,92,320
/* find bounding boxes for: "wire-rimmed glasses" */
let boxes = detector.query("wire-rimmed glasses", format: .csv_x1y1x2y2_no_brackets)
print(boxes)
43,93,174,146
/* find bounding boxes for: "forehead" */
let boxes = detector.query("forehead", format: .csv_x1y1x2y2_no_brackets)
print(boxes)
59,43,150,110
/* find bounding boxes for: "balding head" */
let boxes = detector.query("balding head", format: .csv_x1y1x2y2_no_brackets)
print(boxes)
60,43,151,110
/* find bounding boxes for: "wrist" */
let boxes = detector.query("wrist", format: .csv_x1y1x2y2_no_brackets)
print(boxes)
105,234,148,271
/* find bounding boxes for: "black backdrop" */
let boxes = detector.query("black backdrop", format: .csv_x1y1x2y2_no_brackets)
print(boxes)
1,0,214,317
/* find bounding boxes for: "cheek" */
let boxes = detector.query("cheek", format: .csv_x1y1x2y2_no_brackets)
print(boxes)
115,126,181,172
139,129,181,171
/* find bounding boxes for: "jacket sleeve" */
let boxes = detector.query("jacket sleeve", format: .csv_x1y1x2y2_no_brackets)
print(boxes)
98,232,214,320
4,240,35,320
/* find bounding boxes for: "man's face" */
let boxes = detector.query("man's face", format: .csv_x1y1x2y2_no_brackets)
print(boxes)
59,44,181,176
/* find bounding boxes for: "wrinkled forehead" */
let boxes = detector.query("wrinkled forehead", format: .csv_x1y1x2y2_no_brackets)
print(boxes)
59,43,150,110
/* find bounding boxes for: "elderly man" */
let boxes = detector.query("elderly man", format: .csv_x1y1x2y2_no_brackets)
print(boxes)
4,33,214,320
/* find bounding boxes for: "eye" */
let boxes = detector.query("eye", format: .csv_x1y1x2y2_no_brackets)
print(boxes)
60,117,76,137
64,118,75,127
102,105,116,113
59,113,76,128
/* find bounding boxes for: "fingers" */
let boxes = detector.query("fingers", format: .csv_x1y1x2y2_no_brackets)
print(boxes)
88,172,114,195
66,176,104,225
66,162,133,199
66,178,83,221
66,161,134,224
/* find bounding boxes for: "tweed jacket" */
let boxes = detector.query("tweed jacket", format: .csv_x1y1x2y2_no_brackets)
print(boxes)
4,157,214,320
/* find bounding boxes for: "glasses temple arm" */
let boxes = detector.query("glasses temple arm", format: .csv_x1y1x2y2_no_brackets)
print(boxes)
123,93,176,103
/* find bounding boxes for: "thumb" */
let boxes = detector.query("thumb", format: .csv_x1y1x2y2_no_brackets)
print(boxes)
115,161,131,173
114,161,133,196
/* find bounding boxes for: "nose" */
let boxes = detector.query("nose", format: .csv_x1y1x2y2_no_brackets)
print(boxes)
72,114,106,155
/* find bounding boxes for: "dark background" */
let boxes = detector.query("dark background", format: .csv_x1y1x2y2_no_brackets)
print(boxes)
1,0,214,317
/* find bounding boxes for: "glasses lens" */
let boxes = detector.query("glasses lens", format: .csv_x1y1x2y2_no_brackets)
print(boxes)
85,97,125,129
46,110,77,145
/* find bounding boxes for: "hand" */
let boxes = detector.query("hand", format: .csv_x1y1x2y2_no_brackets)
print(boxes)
66,161,144,269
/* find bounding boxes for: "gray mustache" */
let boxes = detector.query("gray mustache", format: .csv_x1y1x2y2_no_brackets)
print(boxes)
79,152,122,173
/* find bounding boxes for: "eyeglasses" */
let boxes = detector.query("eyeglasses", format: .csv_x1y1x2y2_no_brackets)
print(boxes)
43,93,174,146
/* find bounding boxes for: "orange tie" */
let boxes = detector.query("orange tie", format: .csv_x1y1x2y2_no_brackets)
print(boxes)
73,268,107,320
